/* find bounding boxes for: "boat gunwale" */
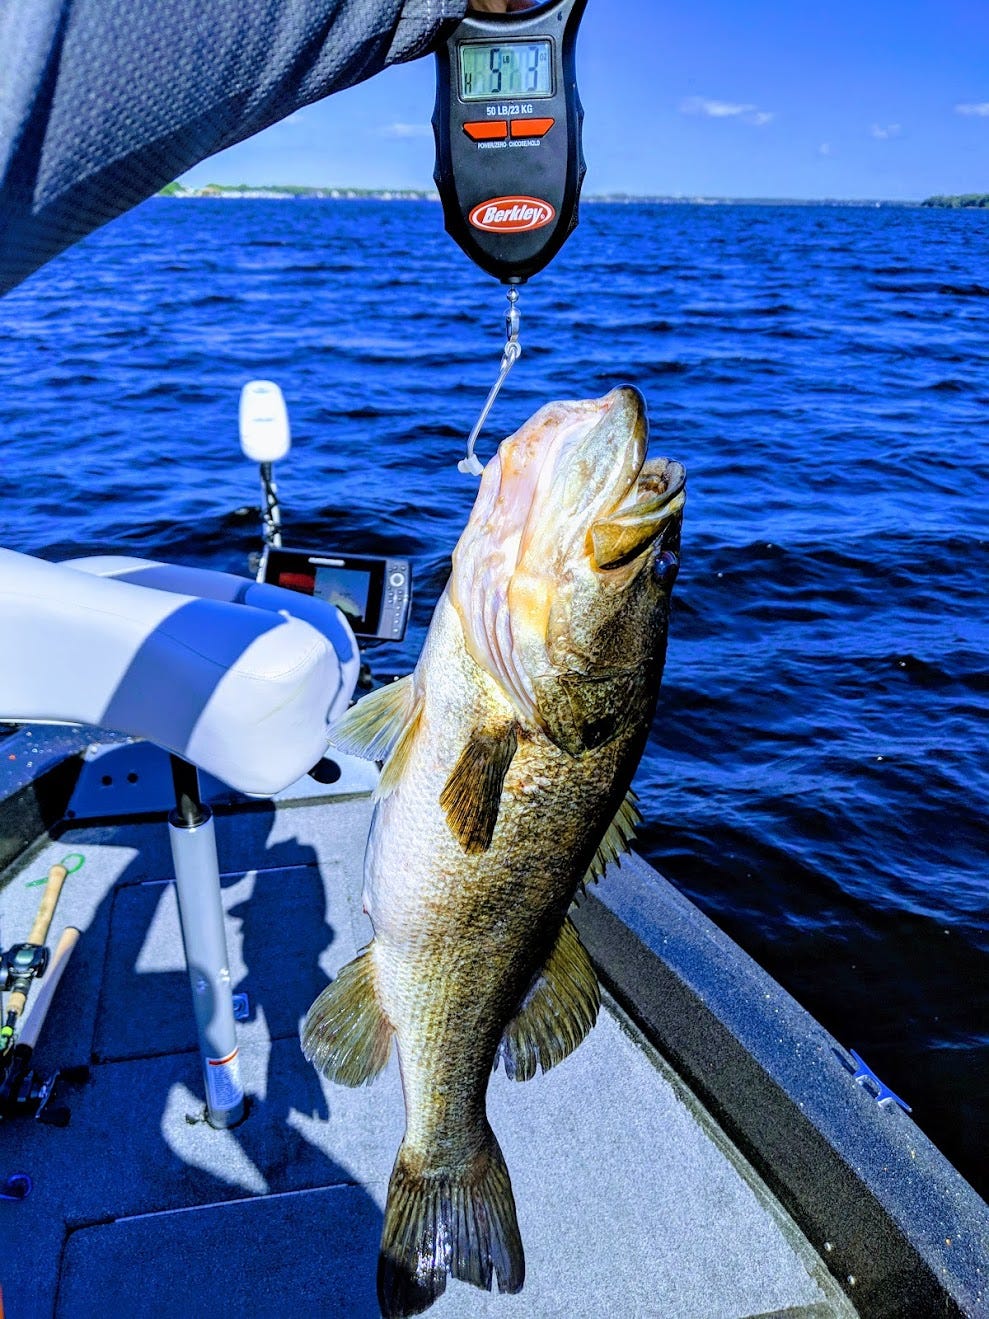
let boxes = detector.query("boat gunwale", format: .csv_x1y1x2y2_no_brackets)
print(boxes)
573,857,988,1319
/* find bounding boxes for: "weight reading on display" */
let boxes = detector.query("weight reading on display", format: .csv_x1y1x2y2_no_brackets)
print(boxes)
459,41,552,101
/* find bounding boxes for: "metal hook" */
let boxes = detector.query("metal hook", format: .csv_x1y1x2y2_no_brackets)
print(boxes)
460,287,523,477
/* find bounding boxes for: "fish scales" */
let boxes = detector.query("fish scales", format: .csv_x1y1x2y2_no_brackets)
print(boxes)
368,592,630,1144
303,386,685,1318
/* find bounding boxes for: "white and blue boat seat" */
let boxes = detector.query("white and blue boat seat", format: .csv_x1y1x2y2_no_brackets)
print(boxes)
0,549,360,796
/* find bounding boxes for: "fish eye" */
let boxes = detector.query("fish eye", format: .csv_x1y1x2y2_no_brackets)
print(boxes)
653,550,679,589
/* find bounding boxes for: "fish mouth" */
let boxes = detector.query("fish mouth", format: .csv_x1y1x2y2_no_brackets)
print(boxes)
609,452,686,529
451,387,685,718
594,386,684,514
462,385,685,581
581,388,686,571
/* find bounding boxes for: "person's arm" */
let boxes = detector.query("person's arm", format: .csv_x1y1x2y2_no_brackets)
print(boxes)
0,0,469,297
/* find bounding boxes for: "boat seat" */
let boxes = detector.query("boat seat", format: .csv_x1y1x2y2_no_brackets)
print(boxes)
0,549,360,796
0,546,362,1127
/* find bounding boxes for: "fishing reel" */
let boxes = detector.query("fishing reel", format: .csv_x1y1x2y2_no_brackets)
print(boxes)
2,942,50,995
1,941,50,1063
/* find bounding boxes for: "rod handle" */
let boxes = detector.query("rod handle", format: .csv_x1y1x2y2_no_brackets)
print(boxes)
27,864,68,946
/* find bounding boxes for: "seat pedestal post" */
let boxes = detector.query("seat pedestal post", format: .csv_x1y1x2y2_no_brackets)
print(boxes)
168,756,245,1128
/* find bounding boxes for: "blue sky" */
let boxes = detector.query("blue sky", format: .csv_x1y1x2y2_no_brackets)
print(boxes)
180,0,989,200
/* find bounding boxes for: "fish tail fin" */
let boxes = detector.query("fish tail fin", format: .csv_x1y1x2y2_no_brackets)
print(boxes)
377,1131,524,1318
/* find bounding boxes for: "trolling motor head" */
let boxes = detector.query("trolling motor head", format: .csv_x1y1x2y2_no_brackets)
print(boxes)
240,380,291,561
239,380,291,465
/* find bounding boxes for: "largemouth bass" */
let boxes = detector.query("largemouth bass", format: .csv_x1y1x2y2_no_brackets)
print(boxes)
302,386,685,1317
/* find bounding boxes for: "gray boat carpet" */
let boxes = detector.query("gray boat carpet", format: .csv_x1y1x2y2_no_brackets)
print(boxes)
3,797,849,1319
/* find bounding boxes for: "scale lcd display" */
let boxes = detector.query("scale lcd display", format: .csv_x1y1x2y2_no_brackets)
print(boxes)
312,565,373,632
459,40,552,100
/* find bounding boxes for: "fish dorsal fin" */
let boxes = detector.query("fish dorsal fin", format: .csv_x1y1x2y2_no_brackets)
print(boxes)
496,917,600,1082
301,945,393,1087
440,722,518,855
327,675,417,763
583,788,640,889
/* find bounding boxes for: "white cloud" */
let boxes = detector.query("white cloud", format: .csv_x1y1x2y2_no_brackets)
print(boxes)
870,123,902,139
818,142,834,157
680,97,753,117
380,122,433,139
678,97,774,126
956,102,989,116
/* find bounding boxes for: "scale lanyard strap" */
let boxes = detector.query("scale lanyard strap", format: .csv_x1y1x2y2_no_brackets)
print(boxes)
459,287,522,477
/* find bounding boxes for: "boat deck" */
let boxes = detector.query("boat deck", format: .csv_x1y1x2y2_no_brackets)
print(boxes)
0,738,853,1319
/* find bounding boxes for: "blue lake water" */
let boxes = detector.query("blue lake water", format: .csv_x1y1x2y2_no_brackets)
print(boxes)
1,198,986,1195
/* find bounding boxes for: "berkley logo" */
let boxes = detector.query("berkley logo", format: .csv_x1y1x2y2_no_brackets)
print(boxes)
468,196,556,234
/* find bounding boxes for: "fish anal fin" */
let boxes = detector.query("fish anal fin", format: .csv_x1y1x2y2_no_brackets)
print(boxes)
583,788,641,890
327,675,416,763
496,916,601,1083
377,1131,523,1318
301,946,393,1087
440,722,518,855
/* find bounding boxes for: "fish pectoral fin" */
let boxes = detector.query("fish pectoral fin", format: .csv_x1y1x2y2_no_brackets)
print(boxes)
377,698,424,798
327,674,417,763
496,916,601,1082
378,1130,523,1317
439,722,518,855
582,788,641,889
301,946,393,1087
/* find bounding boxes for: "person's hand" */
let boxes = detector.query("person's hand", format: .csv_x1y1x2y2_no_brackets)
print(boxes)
468,0,539,12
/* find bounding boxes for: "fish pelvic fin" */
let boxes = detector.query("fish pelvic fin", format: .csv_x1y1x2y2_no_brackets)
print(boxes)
582,788,641,890
300,946,393,1087
439,721,518,855
377,1131,524,1318
496,916,601,1082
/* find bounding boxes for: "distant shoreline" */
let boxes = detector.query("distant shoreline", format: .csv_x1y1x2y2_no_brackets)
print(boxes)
160,184,924,207
920,193,989,208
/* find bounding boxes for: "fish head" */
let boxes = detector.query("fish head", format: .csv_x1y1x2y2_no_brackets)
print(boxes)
451,386,685,755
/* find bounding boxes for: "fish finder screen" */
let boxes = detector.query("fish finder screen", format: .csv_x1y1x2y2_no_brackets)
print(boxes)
312,565,372,631
460,41,552,100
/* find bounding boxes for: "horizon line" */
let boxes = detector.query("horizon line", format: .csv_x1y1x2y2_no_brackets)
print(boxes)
165,183,936,205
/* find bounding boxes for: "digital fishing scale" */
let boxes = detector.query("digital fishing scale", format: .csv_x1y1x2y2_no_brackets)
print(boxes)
432,0,588,472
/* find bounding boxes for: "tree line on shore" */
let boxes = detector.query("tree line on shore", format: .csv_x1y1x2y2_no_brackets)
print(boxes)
921,194,989,208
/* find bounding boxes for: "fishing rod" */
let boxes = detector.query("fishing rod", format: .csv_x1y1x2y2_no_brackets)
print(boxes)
0,858,86,1124
432,0,589,472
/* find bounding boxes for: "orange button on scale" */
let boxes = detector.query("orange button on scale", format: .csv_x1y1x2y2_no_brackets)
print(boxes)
463,120,508,141
510,117,555,139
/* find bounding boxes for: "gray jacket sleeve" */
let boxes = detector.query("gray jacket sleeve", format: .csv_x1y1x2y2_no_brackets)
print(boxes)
0,0,466,296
